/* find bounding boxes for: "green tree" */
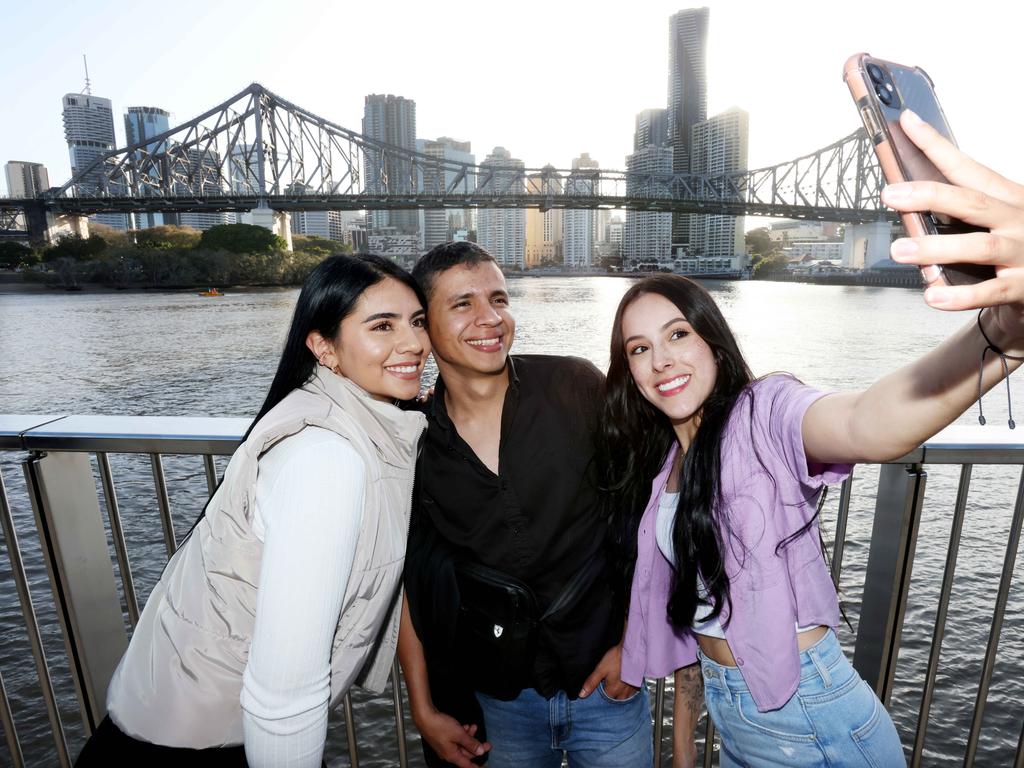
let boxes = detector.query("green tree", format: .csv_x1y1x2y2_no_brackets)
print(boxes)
89,222,131,247
135,225,202,250
745,227,778,259
752,251,790,278
43,234,108,263
292,235,352,257
0,241,33,269
199,223,286,254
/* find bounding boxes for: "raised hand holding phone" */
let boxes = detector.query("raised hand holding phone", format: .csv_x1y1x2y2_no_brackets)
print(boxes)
844,53,997,287
883,109,1024,325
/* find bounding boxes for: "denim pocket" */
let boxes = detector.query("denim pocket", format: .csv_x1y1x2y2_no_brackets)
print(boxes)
734,691,816,743
851,683,906,768
596,680,642,705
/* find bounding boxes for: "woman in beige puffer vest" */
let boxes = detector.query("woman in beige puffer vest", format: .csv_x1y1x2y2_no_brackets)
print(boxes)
77,254,430,768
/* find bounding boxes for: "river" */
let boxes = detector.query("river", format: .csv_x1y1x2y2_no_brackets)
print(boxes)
1,277,1021,766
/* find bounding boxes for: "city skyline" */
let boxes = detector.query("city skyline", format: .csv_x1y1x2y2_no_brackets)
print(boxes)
2,0,1020,201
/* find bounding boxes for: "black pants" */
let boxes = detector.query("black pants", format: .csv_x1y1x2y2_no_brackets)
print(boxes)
76,715,249,767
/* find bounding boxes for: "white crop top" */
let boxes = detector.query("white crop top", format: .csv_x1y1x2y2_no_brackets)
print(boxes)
655,489,819,639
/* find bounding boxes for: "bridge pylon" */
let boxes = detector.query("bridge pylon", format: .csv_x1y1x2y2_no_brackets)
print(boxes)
843,220,892,269
24,201,90,245
251,205,292,251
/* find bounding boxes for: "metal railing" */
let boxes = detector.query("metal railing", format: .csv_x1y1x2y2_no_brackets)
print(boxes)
1,415,1023,766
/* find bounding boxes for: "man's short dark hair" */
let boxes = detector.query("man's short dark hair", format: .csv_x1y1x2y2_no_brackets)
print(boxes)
411,241,497,300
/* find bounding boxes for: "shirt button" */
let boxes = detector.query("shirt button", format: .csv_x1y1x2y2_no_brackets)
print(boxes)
736,657,744,666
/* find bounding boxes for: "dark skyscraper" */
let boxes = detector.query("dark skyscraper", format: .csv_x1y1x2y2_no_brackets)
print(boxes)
124,106,171,228
667,7,709,251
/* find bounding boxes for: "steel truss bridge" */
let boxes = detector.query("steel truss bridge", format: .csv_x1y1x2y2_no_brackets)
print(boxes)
0,82,891,239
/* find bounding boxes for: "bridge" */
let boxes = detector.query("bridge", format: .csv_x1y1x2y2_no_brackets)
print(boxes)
0,82,891,246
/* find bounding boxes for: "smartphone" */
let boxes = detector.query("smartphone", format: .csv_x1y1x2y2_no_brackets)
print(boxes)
843,53,995,287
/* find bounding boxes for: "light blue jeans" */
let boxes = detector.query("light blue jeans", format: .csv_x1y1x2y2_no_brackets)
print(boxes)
475,683,653,768
699,630,906,767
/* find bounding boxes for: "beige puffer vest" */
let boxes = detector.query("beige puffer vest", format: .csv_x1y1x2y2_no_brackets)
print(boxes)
106,369,426,747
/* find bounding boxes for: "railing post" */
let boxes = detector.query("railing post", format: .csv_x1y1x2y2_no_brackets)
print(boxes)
23,451,129,733
853,462,926,704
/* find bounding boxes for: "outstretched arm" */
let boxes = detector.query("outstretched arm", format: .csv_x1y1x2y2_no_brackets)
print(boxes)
397,595,489,767
803,109,1024,465
672,664,703,768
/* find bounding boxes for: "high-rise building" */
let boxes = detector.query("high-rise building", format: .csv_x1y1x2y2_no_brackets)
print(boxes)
63,91,128,229
5,161,50,197
625,105,674,269
667,7,709,251
362,94,418,235
563,153,599,269
229,143,260,194
623,145,673,268
179,147,231,231
476,147,525,268
418,136,475,251
634,109,669,151
292,209,349,242
124,106,171,228
689,107,749,269
525,167,562,267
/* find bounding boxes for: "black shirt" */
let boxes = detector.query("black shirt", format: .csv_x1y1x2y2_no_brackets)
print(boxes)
411,354,622,697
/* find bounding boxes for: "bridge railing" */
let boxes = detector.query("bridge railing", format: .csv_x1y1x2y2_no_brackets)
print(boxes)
0,415,1022,767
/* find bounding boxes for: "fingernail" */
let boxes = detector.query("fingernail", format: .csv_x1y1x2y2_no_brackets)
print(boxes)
902,108,924,126
883,183,912,202
890,239,918,259
475,746,485,756
925,286,953,306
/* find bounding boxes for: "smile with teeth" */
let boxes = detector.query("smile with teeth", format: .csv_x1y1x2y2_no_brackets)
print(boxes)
467,337,502,348
385,363,420,379
656,374,691,394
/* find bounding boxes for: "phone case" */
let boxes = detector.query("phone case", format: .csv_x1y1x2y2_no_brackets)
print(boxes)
843,53,993,286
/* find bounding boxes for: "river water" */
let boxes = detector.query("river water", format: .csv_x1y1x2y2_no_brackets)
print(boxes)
1,277,1021,766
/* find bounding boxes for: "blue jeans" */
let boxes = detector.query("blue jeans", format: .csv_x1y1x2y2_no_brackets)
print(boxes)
475,683,653,768
700,630,905,767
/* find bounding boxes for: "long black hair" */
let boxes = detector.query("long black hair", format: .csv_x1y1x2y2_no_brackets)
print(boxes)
603,275,753,628
185,254,424,538
247,253,426,436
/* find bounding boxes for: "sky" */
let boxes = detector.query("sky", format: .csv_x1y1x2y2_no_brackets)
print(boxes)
2,0,1022,204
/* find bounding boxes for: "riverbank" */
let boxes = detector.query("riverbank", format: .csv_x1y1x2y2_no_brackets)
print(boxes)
0,268,924,294
0,274,297,295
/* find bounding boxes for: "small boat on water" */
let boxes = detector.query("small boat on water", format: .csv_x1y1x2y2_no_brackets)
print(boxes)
199,288,224,297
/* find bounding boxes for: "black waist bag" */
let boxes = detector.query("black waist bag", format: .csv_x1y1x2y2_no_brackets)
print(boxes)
453,556,603,698
453,562,538,696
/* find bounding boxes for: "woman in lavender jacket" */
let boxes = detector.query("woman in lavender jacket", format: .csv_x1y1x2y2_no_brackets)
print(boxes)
603,111,1024,767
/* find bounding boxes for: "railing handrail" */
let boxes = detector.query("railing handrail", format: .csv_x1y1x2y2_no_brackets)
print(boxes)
0,414,252,454
4,413,1024,463
3,413,1024,767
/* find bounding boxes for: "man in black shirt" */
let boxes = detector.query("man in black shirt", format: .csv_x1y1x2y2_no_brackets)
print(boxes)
398,243,652,768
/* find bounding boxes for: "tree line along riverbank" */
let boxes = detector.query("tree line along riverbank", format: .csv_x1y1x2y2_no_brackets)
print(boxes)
0,223,352,290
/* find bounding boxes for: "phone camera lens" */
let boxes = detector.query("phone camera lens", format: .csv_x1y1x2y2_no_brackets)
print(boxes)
867,63,885,84
876,85,893,106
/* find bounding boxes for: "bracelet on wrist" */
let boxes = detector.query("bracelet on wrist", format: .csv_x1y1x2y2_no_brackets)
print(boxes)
975,308,1022,428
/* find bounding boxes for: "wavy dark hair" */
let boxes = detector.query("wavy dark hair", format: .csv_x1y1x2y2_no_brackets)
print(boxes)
603,275,752,628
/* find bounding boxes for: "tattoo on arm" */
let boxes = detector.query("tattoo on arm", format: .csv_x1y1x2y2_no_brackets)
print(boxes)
676,664,704,723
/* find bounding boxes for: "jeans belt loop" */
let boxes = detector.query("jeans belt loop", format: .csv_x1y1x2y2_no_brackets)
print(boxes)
808,644,833,688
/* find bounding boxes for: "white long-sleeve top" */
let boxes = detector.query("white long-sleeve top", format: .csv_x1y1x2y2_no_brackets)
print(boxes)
240,426,365,767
